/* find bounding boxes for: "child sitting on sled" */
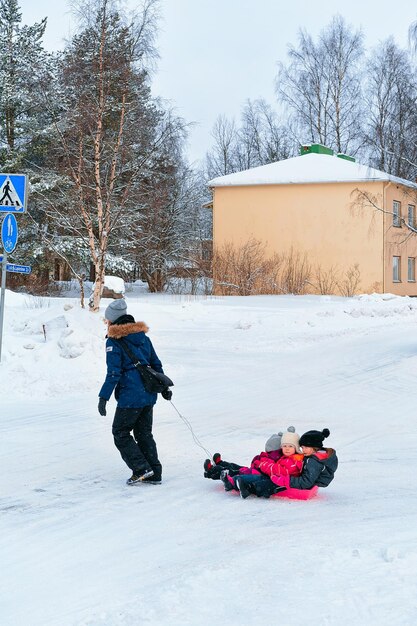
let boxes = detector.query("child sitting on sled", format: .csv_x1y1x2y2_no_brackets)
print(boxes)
203,426,296,481
221,430,304,498
238,428,338,499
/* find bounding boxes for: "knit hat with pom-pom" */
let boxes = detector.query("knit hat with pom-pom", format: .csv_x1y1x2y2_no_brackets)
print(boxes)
299,428,330,449
265,425,296,452
280,430,302,453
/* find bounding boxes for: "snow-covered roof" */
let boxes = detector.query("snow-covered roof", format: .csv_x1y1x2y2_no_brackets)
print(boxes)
208,153,417,189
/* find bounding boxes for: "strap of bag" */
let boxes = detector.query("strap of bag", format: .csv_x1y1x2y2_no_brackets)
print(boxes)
116,338,146,370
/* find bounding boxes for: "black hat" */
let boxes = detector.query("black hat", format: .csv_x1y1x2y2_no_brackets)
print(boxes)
299,428,330,449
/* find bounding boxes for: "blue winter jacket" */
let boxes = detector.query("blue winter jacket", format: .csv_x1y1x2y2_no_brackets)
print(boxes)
98,319,163,408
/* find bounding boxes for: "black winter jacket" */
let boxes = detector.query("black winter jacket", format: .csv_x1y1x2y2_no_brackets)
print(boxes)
289,448,338,490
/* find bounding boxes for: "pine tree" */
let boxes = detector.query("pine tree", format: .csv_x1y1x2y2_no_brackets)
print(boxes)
0,0,48,165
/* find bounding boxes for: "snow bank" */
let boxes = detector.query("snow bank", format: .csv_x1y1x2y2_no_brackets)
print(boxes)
2,291,417,398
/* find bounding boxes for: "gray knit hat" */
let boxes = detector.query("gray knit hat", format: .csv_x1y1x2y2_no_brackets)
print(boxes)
265,425,296,452
265,433,282,452
104,298,127,322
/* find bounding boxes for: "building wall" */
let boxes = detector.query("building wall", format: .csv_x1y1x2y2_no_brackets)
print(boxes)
212,181,385,294
384,183,417,296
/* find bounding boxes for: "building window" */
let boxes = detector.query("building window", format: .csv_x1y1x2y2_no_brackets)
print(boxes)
408,204,415,229
408,257,416,282
393,201,401,227
393,256,401,282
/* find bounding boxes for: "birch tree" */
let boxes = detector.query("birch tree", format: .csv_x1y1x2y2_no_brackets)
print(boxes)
50,0,160,310
206,115,238,178
206,100,293,179
276,15,364,155
365,38,417,179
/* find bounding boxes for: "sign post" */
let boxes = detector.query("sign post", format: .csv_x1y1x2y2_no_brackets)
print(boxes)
0,251,7,362
0,173,29,362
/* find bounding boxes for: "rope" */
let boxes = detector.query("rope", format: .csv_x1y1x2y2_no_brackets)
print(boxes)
169,400,212,459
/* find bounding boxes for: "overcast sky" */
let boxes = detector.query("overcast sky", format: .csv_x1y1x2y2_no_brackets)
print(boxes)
19,0,417,165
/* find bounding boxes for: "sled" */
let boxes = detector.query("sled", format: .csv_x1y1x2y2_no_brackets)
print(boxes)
272,485,319,500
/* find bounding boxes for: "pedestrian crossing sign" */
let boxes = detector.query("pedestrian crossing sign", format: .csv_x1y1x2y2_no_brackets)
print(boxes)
0,174,28,213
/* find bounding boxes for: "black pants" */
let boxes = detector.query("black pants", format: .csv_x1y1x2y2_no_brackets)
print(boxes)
112,405,162,479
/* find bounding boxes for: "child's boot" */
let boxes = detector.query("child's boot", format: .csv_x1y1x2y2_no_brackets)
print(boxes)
220,470,234,491
204,459,213,477
235,477,251,499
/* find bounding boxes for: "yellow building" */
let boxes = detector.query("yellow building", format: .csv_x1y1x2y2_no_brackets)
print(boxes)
208,147,417,296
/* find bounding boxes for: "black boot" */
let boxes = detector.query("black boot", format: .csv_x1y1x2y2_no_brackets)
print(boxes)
235,477,252,499
203,459,223,480
204,459,213,476
254,479,284,498
220,470,234,491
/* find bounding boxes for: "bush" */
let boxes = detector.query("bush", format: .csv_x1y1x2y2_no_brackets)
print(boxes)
213,239,311,295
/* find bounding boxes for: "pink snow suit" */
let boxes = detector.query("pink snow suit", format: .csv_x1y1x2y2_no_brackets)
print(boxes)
238,449,282,476
256,453,304,481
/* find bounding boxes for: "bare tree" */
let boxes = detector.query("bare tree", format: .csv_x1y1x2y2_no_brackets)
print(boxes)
276,15,364,155
234,99,294,170
352,188,417,244
365,38,417,179
206,100,294,179
409,18,417,53
206,115,238,179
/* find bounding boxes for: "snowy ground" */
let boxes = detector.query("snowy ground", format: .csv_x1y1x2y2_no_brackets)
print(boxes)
1,288,417,625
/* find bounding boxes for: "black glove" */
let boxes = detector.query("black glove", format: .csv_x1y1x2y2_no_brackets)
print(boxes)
161,388,172,401
98,397,107,416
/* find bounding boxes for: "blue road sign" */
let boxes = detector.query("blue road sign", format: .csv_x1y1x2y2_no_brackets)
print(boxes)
0,173,28,213
0,256,31,274
1,213,18,253
4,263,31,274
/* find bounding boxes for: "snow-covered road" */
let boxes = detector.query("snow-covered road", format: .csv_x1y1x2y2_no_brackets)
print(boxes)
1,292,417,625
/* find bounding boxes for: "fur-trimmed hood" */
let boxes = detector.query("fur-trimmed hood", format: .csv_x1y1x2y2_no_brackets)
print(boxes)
108,321,149,339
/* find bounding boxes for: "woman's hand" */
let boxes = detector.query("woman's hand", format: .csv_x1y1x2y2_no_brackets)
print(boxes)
98,397,107,416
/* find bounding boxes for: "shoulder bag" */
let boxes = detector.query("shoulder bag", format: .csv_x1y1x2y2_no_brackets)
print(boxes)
117,338,174,394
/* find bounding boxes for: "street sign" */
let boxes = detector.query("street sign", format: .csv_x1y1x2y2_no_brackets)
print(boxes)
1,213,18,253
0,257,31,274
0,173,28,213
4,263,31,274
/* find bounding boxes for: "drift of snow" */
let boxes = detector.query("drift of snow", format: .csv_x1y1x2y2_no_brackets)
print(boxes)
1,288,417,625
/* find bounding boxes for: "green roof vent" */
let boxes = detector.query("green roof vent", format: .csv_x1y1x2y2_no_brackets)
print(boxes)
300,143,334,156
336,153,355,163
